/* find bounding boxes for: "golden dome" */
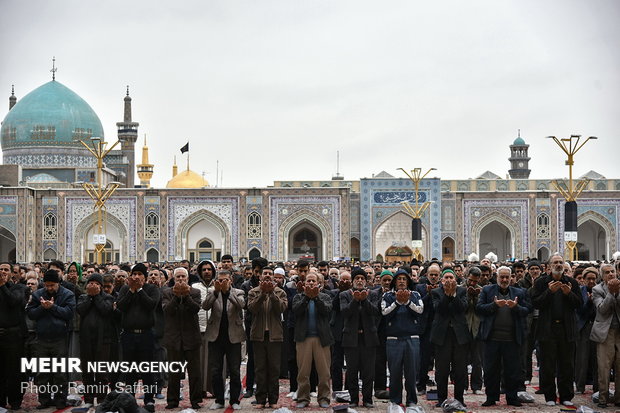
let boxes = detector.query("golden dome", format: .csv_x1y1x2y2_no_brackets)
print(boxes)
166,169,208,188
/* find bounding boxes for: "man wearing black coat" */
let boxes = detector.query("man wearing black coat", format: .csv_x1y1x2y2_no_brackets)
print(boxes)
116,263,161,413
340,269,381,407
0,262,28,410
162,267,202,409
26,269,75,409
531,254,582,407
430,269,471,408
77,273,115,405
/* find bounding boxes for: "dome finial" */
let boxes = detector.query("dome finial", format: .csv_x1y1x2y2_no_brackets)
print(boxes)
126,85,130,96
11,85,14,96
50,56,57,81
518,128,521,138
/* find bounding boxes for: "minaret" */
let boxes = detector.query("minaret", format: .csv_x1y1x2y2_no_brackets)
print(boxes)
9,85,16,110
508,129,531,179
136,134,154,187
116,86,139,187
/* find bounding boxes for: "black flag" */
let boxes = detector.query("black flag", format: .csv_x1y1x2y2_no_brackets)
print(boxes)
180,142,189,154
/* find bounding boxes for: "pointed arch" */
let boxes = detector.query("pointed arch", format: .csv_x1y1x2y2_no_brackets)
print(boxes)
372,211,429,261
0,225,17,262
577,210,615,260
176,209,230,261
278,210,332,261
248,247,261,260
73,211,128,263
471,212,520,259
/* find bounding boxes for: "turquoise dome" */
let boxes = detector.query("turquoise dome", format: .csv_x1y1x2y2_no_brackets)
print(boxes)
513,137,526,145
1,81,104,150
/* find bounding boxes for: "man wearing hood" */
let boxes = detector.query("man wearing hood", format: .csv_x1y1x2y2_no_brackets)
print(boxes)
77,273,115,406
26,269,75,409
193,260,216,398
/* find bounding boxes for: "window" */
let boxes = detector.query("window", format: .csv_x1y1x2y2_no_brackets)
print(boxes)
247,212,262,239
43,212,57,240
189,238,221,262
145,212,159,239
537,213,550,239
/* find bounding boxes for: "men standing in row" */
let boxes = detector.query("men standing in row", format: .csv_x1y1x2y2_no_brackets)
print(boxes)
26,269,75,409
0,262,27,410
116,263,161,412
162,267,203,410
248,266,288,408
293,272,333,408
531,254,582,407
341,269,381,408
476,266,530,407
203,270,245,410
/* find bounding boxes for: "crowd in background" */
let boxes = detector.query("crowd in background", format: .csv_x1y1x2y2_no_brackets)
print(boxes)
1,254,620,411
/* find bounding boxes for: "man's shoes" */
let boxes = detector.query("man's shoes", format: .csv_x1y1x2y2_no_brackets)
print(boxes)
435,401,444,408
457,400,466,408
295,401,309,408
535,389,545,394
310,392,318,398
363,402,375,408
145,403,155,413
416,388,426,395
251,400,258,405
318,401,330,408
231,403,241,410
286,392,295,398
156,393,166,400
562,401,574,406
166,403,179,409
598,402,608,408
243,390,254,398
481,400,496,407
349,403,359,408
191,402,202,409
375,390,390,399
209,403,225,410
474,390,484,395
507,400,522,407
545,401,556,406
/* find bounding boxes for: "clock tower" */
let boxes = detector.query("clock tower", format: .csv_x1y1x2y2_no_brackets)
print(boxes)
508,130,531,179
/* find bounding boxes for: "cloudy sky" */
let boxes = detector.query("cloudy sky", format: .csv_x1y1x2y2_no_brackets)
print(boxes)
1,0,618,188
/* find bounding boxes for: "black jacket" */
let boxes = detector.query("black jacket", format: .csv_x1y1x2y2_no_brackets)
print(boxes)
430,286,472,346
26,285,75,340
340,289,381,347
116,284,161,331
293,291,334,347
77,291,115,344
531,274,582,341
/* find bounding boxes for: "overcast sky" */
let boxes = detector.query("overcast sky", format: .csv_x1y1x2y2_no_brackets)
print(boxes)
1,0,618,188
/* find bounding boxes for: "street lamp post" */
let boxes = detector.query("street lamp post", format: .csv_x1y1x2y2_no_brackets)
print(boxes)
79,137,122,264
398,167,436,261
547,134,597,261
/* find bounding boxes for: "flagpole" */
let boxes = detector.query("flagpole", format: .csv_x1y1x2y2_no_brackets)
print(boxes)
216,160,219,188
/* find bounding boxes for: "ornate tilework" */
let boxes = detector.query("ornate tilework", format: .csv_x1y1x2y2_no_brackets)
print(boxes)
269,196,341,260
463,199,529,259
5,153,96,168
0,196,18,237
65,197,137,262
556,198,620,256
167,197,239,260
360,178,441,261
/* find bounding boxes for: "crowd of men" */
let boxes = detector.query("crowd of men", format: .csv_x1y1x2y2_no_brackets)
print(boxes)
1,255,620,411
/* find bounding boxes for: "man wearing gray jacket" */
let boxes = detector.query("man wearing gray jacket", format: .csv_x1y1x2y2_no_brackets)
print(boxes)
590,263,620,408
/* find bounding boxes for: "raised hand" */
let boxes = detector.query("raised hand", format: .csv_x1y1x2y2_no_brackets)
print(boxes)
494,296,507,307
506,296,518,308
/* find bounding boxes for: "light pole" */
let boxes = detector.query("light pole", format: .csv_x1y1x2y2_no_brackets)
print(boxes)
79,137,122,264
398,167,436,261
547,134,597,261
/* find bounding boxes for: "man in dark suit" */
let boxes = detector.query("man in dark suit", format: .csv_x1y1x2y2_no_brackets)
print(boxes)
476,266,531,407
202,269,246,410
340,269,381,408
531,254,582,407
162,267,203,409
430,269,471,407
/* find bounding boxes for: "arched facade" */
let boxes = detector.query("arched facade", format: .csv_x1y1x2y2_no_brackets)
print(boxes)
577,211,614,260
470,212,521,260
0,225,16,262
74,211,128,263
279,211,331,261
177,210,229,262
478,220,513,260
442,236,455,262
373,211,429,261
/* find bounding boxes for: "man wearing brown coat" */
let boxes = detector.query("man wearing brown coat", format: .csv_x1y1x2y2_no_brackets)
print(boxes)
247,266,288,408
162,267,202,409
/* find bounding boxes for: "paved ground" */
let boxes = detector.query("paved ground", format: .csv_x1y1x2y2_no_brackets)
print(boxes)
17,366,611,413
